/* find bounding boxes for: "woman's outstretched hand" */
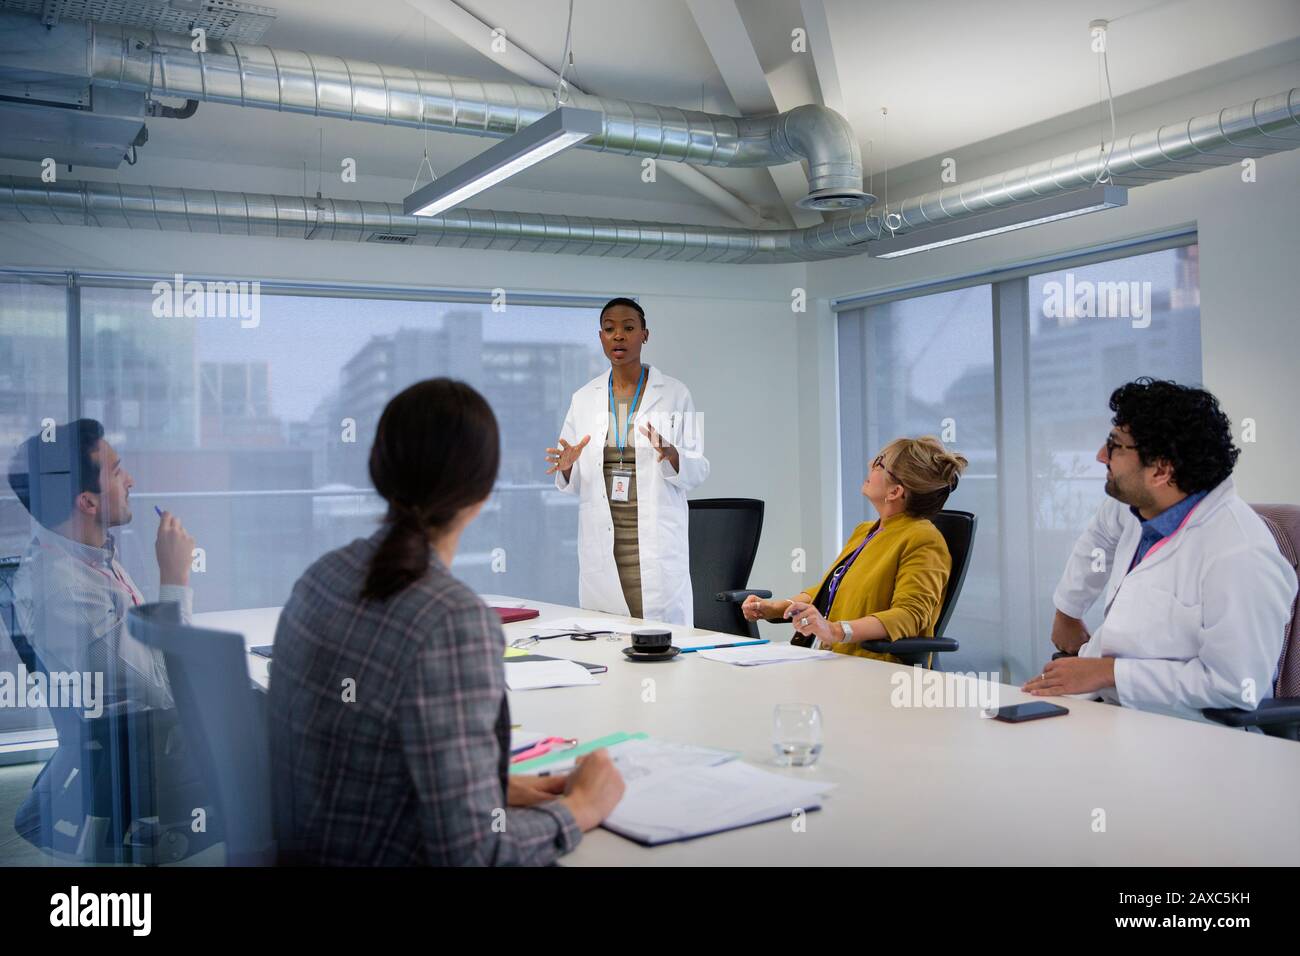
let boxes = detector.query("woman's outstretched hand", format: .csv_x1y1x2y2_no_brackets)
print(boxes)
546,435,591,476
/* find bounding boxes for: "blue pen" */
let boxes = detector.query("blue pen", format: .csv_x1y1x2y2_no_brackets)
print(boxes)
154,505,164,517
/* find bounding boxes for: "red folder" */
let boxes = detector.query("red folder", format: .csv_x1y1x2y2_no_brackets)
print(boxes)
494,606,540,624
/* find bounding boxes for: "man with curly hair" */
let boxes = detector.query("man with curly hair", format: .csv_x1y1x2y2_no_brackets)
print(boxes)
1024,378,1297,722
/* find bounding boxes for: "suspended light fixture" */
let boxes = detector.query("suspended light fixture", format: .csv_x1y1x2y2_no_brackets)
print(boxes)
868,185,1128,258
403,106,603,217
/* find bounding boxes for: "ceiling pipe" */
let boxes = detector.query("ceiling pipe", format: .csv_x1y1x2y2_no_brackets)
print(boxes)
0,175,864,263
888,88,1300,232
75,18,1298,233
82,18,871,210
2,12,1295,267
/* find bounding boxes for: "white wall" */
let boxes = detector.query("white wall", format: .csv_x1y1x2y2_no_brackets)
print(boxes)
803,58,1300,546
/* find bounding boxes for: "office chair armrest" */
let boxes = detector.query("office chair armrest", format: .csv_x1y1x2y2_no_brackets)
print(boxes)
858,636,959,655
1202,696,1300,730
715,589,773,603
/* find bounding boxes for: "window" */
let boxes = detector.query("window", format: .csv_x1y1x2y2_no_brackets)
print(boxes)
837,239,1202,679
78,287,608,613
839,286,1003,673
0,273,610,861
1026,245,1202,653
0,278,67,742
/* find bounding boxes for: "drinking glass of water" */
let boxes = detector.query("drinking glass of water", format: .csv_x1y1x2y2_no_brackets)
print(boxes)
773,703,823,767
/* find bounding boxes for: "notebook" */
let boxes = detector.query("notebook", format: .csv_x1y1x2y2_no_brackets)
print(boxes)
602,760,834,846
504,659,600,691
506,653,607,674
495,607,540,624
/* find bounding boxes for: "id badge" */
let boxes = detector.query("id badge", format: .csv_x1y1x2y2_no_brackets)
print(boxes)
610,469,633,502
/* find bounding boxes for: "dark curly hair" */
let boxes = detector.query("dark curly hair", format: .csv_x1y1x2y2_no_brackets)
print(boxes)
1109,378,1238,494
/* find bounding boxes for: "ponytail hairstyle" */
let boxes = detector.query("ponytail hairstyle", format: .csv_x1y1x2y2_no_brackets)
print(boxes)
878,436,968,520
361,379,500,602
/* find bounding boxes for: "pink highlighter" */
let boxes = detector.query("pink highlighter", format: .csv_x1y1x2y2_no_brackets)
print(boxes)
510,737,578,764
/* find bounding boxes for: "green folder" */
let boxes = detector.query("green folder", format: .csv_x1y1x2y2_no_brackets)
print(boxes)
509,731,648,774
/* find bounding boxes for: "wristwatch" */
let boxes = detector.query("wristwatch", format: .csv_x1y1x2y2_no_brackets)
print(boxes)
838,620,853,643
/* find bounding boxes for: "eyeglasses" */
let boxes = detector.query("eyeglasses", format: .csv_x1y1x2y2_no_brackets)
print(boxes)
871,454,904,489
1104,435,1140,457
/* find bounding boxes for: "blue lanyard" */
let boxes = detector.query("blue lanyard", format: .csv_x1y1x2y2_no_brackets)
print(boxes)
608,365,646,460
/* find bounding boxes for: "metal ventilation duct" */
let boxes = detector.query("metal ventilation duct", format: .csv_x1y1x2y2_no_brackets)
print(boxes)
0,0,1295,264
2,88,1296,262
0,0,276,41
73,17,870,209
0,175,839,262
886,88,1300,233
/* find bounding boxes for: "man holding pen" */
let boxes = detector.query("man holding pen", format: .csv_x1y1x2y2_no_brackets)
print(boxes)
7,418,197,712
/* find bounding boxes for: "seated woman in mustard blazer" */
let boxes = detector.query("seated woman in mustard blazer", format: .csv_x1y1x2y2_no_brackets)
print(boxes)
742,436,968,663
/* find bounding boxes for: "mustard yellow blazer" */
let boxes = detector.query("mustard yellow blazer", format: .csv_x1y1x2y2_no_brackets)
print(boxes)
802,513,952,663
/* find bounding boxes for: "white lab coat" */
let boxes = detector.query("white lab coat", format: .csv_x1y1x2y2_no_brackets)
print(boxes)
1054,478,1297,722
554,365,709,625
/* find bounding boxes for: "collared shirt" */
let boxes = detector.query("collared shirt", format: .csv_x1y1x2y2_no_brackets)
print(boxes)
12,524,192,713
268,528,582,866
1127,490,1208,570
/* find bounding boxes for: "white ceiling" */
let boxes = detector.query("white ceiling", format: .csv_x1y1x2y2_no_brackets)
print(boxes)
91,0,1300,225
821,0,1300,173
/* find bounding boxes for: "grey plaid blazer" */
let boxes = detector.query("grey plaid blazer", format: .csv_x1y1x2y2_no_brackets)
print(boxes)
269,529,581,865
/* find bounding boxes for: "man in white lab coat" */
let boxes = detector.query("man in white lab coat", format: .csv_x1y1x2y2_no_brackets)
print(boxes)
1024,379,1297,722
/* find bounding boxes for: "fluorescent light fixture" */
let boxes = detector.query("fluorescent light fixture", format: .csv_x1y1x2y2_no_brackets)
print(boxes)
868,185,1128,259
404,106,603,217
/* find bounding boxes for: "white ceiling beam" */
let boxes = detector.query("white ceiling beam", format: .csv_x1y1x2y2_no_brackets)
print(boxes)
684,0,822,228
798,0,846,117
404,0,769,228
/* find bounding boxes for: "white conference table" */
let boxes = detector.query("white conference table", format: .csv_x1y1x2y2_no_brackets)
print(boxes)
195,600,1300,866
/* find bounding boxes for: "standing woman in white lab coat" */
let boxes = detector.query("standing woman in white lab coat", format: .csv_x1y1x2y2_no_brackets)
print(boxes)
545,298,709,625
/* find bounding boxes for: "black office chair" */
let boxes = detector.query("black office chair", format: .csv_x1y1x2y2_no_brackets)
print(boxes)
718,510,978,668
855,510,977,667
129,602,276,864
687,498,770,639
3,557,215,864
3,650,210,863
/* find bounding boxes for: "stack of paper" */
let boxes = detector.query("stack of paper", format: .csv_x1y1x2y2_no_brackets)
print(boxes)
697,644,836,666
603,761,835,846
606,738,738,781
504,659,600,690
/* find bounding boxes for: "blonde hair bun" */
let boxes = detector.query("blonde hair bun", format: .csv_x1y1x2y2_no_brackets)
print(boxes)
878,436,969,518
